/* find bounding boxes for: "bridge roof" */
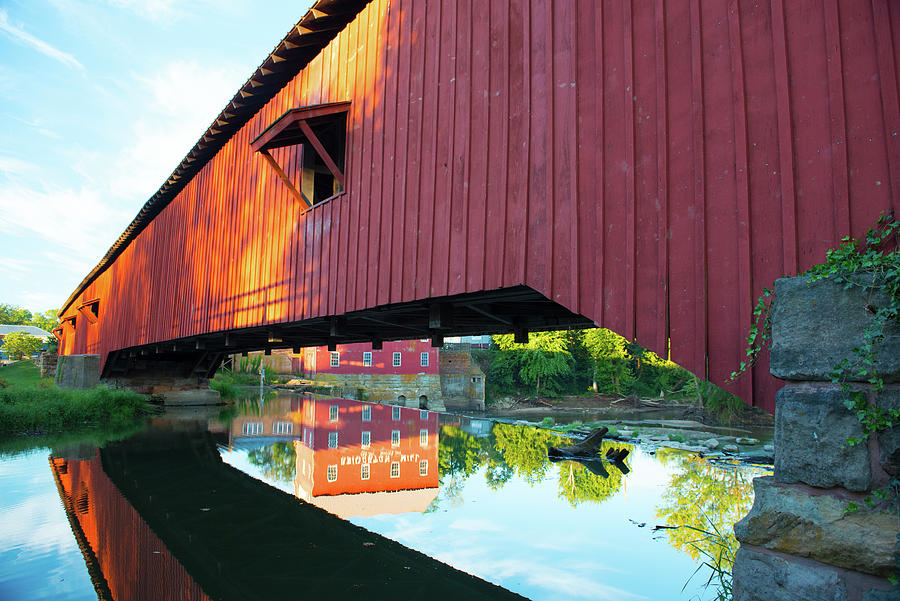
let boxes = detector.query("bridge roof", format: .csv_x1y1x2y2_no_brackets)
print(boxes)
60,0,370,317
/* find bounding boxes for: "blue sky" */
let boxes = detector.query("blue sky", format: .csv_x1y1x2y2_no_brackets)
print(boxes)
0,0,311,313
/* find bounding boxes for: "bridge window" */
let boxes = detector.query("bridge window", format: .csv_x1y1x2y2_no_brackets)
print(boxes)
420,352,429,367
363,351,372,367
330,352,340,367
361,404,371,421
250,101,349,209
393,352,401,367
329,405,339,422
361,430,371,449
391,430,400,447
361,464,370,480
327,465,338,482
392,405,401,420
77,299,100,324
419,429,428,447
390,462,400,478
328,431,338,449
420,410,429,420
419,460,428,476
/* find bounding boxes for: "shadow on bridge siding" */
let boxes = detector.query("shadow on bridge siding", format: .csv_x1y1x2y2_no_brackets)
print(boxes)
52,421,524,600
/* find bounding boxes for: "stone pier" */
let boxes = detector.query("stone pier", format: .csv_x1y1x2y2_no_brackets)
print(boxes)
732,277,899,600
56,353,220,405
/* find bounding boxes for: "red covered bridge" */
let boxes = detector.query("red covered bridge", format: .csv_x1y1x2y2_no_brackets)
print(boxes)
56,0,899,412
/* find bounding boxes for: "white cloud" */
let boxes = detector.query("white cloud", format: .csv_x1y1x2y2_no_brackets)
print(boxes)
0,156,39,177
449,517,503,532
0,176,131,263
0,8,83,70
104,59,245,201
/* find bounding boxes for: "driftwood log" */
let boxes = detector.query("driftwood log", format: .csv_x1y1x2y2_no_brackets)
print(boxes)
547,427,631,476
547,427,609,459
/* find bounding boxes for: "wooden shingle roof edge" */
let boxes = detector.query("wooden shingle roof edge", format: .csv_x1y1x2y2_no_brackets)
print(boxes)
60,0,371,316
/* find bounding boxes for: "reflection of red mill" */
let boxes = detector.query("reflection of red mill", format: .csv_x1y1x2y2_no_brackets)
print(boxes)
292,397,440,518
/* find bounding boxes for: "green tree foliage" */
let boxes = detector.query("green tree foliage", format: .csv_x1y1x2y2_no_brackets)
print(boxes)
0,304,58,332
1,331,44,360
491,331,578,396
247,441,297,483
437,425,489,480
557,442,627,507
431,422,631,511
485,327,694,400
29,309,58,333
655,454,757,568
492,423,567,484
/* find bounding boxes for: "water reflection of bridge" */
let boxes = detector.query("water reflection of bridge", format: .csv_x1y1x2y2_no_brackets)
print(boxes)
51,415,523,600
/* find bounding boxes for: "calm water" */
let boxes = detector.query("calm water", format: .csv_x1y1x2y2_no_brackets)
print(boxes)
0,394,769,600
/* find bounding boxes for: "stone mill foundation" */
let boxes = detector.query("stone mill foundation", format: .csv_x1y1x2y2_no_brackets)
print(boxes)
732,277,900,601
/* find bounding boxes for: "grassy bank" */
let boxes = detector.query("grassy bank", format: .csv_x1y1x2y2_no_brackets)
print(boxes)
0,361,153,437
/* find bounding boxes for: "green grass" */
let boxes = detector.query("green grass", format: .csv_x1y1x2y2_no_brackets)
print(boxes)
0,361,46,388
0,361,153,437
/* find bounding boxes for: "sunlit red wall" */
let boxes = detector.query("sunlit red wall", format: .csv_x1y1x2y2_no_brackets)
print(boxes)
58,0,900,412
51,455,211,601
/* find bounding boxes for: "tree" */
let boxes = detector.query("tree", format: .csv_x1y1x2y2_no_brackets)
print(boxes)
29,309,58,333
494,331,575,395
1,331,44,360
0,304,33,325
0,303,59,332
247,441,297,482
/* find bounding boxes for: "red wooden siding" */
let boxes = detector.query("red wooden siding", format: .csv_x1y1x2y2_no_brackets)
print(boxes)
58,0,900,412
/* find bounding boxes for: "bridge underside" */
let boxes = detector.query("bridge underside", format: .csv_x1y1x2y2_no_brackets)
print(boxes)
100,286,594,380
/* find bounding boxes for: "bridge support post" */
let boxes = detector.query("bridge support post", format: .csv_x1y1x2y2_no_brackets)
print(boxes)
56,350,223,405
731,277,900,600
56,354,102,389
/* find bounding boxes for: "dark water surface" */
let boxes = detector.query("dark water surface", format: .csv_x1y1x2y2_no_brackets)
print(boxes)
0,394,769,600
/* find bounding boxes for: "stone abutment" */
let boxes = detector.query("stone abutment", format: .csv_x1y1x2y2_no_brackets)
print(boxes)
732,277,900,601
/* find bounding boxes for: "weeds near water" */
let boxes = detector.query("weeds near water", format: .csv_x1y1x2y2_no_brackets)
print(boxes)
0,386,153,437
680,519,735,601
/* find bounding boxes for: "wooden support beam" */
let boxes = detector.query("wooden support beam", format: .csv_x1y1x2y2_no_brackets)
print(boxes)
330,316,347,337
297,119,345,188
259,150,311,208
514,327,529,345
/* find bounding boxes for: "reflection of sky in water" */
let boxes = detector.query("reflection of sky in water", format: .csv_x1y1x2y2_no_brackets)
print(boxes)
351,449,707,601
225,425,768,601
0,413,769,601
0,450,96,601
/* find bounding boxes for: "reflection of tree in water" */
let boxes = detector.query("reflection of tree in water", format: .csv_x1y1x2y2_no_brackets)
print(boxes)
655,455,758,572
492,423,568,484
557,440,628,507
433,423,628,509
247,442,297,483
